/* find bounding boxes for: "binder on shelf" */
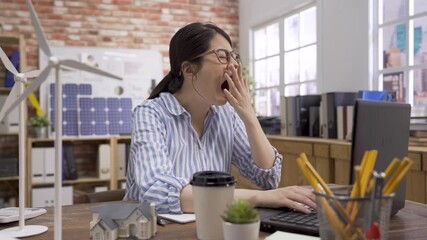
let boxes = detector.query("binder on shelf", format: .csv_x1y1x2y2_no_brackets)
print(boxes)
31,148,45,183
117,143,126,179
44,147,55,183
63,145,78,180
4,50,19,88
98,144,111,180
295,95,321,136
285,96,297,136
319,92,357,139
336,105,354,140
309,106,320,137
280,96,287,135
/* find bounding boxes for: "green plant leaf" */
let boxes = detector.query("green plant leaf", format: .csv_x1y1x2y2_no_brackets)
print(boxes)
222,199,259,224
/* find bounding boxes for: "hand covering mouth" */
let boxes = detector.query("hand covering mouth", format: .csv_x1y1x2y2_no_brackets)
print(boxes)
221,81,229,91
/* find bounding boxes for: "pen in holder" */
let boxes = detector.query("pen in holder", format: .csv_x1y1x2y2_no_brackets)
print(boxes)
297,151,412,240
314,185,394,240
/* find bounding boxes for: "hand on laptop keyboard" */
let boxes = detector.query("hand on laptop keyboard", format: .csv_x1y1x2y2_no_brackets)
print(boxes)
252,185,317,214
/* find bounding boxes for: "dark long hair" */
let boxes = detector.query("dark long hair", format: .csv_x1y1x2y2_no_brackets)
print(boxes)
148,22,232,99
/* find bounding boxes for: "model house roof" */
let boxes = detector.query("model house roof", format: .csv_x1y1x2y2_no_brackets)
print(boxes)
91,202,153,230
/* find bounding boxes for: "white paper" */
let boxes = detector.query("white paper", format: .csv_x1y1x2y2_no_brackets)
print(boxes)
265,231,320,240
157,213,196,224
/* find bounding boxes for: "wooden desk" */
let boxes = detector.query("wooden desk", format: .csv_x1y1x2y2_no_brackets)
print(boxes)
1,201,427,239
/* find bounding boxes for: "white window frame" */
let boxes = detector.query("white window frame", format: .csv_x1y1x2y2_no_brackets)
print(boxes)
373,0,427,116
251,2,318,117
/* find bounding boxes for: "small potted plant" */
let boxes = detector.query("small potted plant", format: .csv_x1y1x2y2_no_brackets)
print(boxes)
29,115,50,138
222,199,260,240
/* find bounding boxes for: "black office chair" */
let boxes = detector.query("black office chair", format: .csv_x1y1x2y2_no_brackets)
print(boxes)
85,189,126,203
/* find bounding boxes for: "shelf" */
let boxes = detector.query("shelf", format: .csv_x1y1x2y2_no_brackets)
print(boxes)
0,87,12,95
32,177,109,187
0,176,19,182
27,135,132,143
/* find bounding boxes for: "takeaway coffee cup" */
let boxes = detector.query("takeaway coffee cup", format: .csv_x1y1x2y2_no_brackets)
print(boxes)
191,171,236,240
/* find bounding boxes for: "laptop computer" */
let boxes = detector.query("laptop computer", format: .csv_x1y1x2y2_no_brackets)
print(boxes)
258,99,411,236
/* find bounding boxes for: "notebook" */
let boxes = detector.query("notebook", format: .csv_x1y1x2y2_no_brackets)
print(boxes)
259,99,411,236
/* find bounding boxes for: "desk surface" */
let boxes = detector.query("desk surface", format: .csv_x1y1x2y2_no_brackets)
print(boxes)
1,201,427,239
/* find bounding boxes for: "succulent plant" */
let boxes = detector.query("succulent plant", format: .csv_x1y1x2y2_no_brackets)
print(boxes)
222,199,259,224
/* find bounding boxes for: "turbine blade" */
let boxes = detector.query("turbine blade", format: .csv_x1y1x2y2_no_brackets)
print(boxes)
2,66,52,119
0,84,20,122
0,47,18,76
60,59,122,80
24,69,41,78
26,0,52,57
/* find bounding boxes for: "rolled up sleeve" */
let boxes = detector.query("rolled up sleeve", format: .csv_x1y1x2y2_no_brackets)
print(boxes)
231,113,283,189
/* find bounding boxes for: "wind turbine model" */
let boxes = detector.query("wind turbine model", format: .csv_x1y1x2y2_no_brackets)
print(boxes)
0,47,47,238
0,1,122,239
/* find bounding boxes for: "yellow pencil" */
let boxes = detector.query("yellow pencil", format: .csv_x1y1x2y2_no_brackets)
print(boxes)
385,158,400,181
297,155,366,239
300,153,333,195
383,158,413,194
360,150,377,196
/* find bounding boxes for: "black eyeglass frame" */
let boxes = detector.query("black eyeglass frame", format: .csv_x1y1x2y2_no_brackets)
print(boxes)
190,48,240,64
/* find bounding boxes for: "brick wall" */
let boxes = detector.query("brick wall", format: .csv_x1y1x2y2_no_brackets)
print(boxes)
0,0,239,74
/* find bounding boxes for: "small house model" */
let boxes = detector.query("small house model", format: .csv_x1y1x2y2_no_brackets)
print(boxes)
90,202,157,240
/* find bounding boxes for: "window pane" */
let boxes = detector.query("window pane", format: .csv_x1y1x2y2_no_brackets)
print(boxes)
254,59,266,88
382,0,406,23
300,82,317,95
382,24,407,69
382,71,406,102
414,16,427,65
267,23,280,56
413,0,427,15
254,88,280,117
284,14,299,51
300,45,317,81
300,7,316,46
255,89,268,116
285,84,299,96
414,68,427,106
285,50,300,84
254,28,266,60
267,56,280,87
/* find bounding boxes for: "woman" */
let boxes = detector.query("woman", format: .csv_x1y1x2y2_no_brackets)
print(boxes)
125,22,316,214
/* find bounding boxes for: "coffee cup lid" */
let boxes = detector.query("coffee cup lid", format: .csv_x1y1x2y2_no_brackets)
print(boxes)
190,171,236,187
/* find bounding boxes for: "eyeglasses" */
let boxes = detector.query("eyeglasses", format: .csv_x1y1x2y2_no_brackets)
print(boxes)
192,48,240,64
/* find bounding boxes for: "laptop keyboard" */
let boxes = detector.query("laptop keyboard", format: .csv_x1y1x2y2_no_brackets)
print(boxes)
261,209,319,236
270,210,318,227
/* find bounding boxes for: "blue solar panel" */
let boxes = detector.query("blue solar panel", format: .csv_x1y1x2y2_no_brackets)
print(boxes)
49,83,92,136
78,97,132,136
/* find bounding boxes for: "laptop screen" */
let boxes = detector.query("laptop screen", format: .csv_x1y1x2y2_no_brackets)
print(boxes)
350,99,411,215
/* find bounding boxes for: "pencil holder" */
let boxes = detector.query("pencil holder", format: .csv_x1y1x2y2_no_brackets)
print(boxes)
314,186,394,240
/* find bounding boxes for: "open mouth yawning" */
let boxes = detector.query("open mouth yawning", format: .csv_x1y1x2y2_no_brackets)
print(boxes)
221,81,229,91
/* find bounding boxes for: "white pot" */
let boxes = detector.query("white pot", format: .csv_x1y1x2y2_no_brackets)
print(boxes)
223,220,260,240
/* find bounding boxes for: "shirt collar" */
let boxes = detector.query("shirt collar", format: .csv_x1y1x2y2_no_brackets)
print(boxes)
159,92,218,116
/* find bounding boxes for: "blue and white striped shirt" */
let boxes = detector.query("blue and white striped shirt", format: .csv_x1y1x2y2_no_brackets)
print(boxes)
125,92,282,213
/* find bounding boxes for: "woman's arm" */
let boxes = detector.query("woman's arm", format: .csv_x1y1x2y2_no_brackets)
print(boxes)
179,185,316,214
223,63,275,169
235,187,316,214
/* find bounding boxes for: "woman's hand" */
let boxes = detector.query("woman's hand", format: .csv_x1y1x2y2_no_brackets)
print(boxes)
223,63,255,123
253,186,317,214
